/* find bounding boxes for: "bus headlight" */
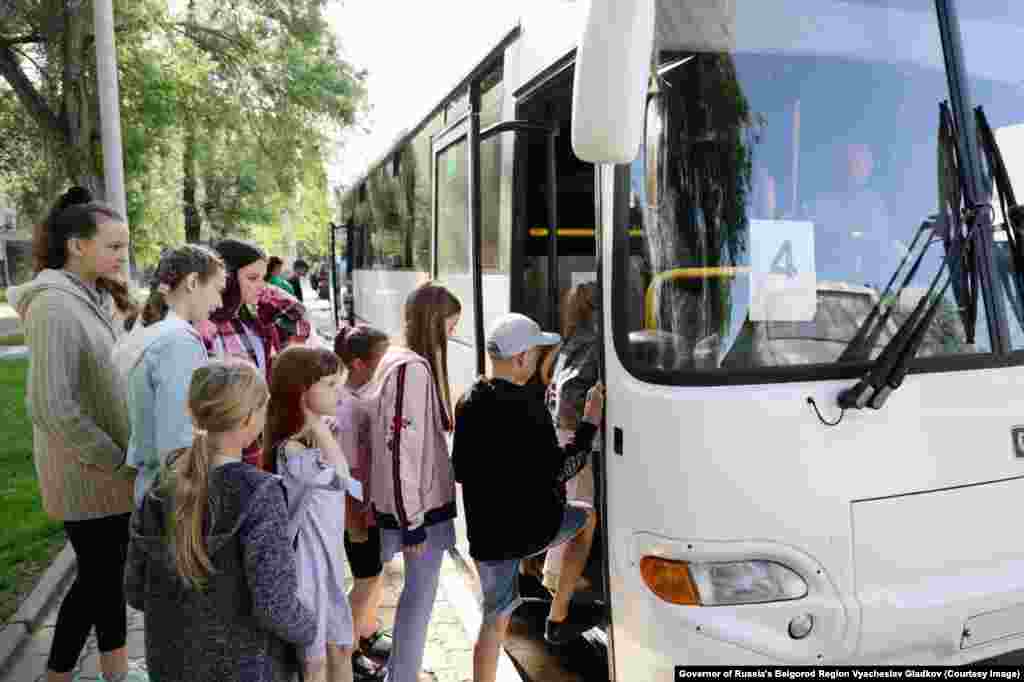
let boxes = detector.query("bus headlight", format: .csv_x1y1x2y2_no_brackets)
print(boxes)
640,556,807,606
689,560,807,606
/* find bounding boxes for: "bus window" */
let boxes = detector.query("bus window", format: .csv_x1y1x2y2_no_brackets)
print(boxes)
516,70,598,335
436,138,476,344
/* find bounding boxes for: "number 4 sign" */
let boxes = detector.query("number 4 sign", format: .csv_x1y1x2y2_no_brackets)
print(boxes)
749,219,817,322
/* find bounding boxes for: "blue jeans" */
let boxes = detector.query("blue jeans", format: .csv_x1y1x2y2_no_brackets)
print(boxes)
379,519,455,682
474,502,590,624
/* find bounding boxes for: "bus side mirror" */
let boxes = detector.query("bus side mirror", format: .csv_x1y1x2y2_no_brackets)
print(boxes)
571,0,655,165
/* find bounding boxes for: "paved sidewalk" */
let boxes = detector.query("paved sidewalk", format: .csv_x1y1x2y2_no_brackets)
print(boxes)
3,553,478,682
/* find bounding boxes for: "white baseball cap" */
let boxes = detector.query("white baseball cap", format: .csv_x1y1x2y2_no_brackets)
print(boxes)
485,313,561,359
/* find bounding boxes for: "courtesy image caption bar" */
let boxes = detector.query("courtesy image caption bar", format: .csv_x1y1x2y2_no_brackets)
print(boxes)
674,668,1023,680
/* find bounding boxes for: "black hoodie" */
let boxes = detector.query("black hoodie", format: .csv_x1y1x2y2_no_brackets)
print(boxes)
453,378,597,561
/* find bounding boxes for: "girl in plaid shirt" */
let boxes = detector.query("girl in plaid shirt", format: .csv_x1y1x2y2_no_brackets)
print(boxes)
196,238,311,466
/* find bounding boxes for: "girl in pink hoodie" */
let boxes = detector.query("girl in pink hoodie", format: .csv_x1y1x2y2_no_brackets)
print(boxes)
364,282,460,682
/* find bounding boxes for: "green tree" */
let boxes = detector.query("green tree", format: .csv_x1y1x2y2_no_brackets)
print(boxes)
0,0,366,265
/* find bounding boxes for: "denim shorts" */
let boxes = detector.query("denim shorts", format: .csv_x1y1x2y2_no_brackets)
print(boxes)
474,502,590,624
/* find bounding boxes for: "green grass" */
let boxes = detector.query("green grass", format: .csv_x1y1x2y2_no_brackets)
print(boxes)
0,359,65,623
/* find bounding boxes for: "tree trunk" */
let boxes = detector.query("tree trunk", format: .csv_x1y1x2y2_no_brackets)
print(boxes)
60,0,104,196
183,123,202,242
0,4,104,202
182,0,202,243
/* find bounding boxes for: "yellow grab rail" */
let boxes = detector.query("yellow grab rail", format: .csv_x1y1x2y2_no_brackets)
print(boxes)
644,266,751,329
528,227,643,237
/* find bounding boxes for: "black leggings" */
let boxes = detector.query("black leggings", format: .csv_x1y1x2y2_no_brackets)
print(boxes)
47,513,131,673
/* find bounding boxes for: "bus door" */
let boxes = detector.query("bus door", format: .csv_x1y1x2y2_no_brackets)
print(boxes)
513,68,600,335
434,98,569,398
512,67,609,636
328,220,354,328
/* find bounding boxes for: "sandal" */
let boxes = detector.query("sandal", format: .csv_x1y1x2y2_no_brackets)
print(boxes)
360,628,394,659
353,651,385,680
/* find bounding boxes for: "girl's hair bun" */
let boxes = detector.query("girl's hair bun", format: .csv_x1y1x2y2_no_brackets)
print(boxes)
62,187,93,208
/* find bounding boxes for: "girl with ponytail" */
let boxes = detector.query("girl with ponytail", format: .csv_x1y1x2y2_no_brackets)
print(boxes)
112,244,226,505
29,186,139,331
9,187,141,681
332,324,392,676
126,359,317,682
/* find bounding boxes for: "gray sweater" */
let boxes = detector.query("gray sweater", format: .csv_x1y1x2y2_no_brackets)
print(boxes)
125,461,316,682
10,269,134,520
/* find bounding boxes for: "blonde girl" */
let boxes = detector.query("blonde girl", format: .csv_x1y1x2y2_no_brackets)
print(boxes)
125,360,316,682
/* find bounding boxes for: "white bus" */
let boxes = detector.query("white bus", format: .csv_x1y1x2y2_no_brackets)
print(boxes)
334,0,1024,673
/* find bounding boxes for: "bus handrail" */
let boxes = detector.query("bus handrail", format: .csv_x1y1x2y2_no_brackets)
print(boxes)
527,227,643,237
644,266,751,329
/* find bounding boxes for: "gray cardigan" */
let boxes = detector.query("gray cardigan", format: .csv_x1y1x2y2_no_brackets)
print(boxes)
10,269,134,520
125,461,316,682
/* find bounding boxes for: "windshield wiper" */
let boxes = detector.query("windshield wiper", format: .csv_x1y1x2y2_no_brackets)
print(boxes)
837,218,935,364
977,106,1024,329
837,229,974,410
837,102,979,411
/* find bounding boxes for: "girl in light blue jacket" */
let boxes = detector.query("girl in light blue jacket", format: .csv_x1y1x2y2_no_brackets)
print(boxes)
113,245,227,505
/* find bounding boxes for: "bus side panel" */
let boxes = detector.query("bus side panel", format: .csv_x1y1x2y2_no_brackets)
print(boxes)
605,360,1024,666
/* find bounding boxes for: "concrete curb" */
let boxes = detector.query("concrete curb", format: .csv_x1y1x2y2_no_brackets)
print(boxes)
0,543,76,676
0,624,28,678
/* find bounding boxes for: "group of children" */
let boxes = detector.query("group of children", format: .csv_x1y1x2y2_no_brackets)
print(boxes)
16,192,606,682
116,251,604,682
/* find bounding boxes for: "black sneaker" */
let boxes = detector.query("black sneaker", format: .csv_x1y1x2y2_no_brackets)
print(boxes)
544,606,605,645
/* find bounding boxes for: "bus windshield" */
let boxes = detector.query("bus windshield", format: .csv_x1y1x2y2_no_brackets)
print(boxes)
615,0,1024,380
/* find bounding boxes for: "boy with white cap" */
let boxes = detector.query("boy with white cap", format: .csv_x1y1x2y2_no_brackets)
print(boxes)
453,312,604,682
